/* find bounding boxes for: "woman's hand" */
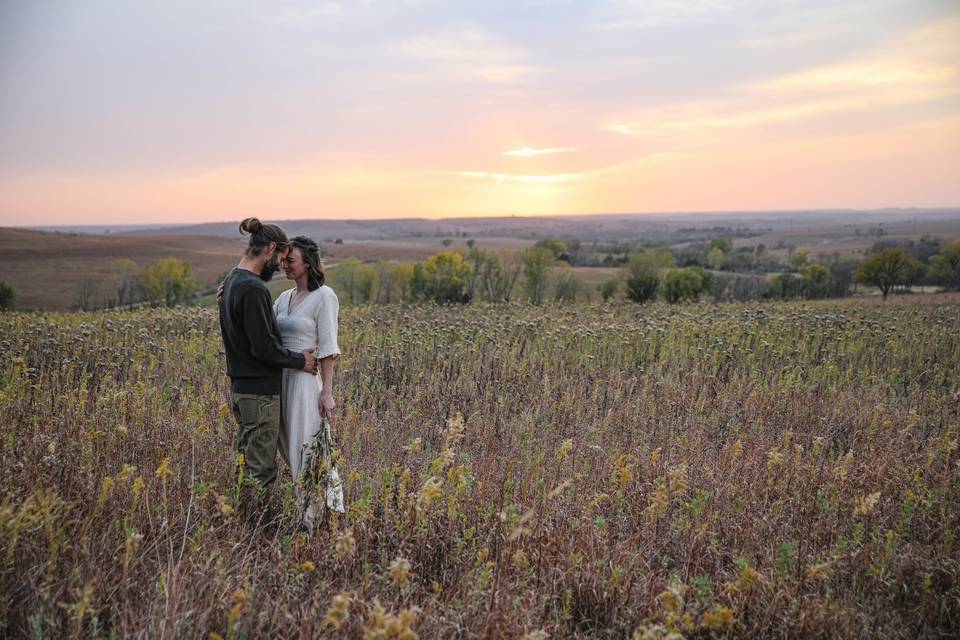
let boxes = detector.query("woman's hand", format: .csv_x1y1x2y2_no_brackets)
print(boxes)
320,390,336,420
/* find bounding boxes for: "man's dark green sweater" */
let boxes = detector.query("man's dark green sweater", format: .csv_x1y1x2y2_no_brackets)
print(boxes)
218,267,306,394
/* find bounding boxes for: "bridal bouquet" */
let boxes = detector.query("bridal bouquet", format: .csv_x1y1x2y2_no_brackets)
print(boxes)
301,416,346,523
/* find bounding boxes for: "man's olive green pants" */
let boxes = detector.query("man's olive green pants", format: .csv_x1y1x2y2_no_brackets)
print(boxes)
230,392,281,510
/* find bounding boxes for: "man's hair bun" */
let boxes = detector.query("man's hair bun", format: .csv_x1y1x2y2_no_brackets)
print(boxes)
239,217,263,235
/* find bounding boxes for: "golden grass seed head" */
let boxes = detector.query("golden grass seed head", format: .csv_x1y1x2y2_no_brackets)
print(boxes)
323,591,353,629
335,528,357,559
388,556,412,589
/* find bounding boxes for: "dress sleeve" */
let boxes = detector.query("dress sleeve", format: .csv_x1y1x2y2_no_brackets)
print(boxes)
273,290,282,317
315,288,341,360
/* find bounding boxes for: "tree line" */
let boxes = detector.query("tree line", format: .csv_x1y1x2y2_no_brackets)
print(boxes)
1,237,957,312
326,237,960,306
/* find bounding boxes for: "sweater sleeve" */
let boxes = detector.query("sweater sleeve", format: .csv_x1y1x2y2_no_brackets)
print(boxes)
242,286,307,370
315,288,341,360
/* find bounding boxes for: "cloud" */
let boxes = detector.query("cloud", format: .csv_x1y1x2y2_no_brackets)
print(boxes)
445,170,584,184
393,30,547,83
502,147,577,157
593,0,733,30
605,16,960,140
434,153,678,184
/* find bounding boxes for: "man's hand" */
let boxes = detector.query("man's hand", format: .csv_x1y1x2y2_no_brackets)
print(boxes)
216,282,225,302
302,348,318,374
320,390,336,420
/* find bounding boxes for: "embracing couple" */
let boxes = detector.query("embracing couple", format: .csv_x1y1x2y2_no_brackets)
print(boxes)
218,217,344,529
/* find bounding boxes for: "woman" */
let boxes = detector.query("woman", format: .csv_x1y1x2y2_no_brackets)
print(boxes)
273,235,345,527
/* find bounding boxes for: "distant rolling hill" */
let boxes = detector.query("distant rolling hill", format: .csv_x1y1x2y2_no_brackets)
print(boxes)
0,228,245,311
5,208,960,311
0,227,531,311
118,209,960,242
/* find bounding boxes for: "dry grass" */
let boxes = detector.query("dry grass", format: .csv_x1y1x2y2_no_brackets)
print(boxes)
1,295,958,638
0,228,245,310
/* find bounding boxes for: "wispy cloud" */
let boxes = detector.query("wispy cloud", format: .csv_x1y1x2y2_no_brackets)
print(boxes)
593,0,733,30
393,30,546,83
502,147,576,157
445,170,584,184
606,17,960,140
433,154,678,184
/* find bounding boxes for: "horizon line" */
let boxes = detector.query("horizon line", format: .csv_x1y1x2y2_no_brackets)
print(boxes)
9,205,960,230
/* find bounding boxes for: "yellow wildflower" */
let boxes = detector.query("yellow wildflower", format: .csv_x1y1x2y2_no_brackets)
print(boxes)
854,491,881,516
155,457,172,480
416,476,443,511
132,477,145,500
702,606,735,630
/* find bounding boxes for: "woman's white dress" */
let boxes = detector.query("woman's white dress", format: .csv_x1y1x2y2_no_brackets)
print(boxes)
274,285,344,522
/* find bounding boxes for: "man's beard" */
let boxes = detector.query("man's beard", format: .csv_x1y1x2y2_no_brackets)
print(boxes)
260,254,281,282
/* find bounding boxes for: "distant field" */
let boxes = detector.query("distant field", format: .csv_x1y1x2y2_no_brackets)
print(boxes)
4,214,960,311
0,228,245,310
0,228,539,311
730,218,960,258
321,236,535,262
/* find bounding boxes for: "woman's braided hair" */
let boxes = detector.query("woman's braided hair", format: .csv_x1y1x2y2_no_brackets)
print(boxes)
289,235,326,291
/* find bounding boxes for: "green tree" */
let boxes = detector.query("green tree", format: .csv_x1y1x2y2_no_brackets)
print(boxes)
790,248,811,270
552,267,581,302
0,281,14,311
769,273,802,300
690,265,715,295
144,258,196,307
661,267,705,304
411,251,473,303
331,258,377,304
800,262,832,298
598,278,618,302
709,237,733,254
855,247,921,299
534,239,567,260
930,241,960,291
706,246,726,270
374,261,414,303
622,250,672,303
522,247,554,305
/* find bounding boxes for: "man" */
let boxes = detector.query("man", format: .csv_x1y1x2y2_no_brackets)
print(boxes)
218,217,318,520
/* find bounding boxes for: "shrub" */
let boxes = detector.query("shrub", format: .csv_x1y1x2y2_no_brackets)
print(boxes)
0,281,14,311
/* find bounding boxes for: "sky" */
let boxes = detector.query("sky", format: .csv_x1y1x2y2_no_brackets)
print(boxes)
1,0,958,225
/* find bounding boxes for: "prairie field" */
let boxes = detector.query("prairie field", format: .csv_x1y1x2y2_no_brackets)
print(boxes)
1,295,959,638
